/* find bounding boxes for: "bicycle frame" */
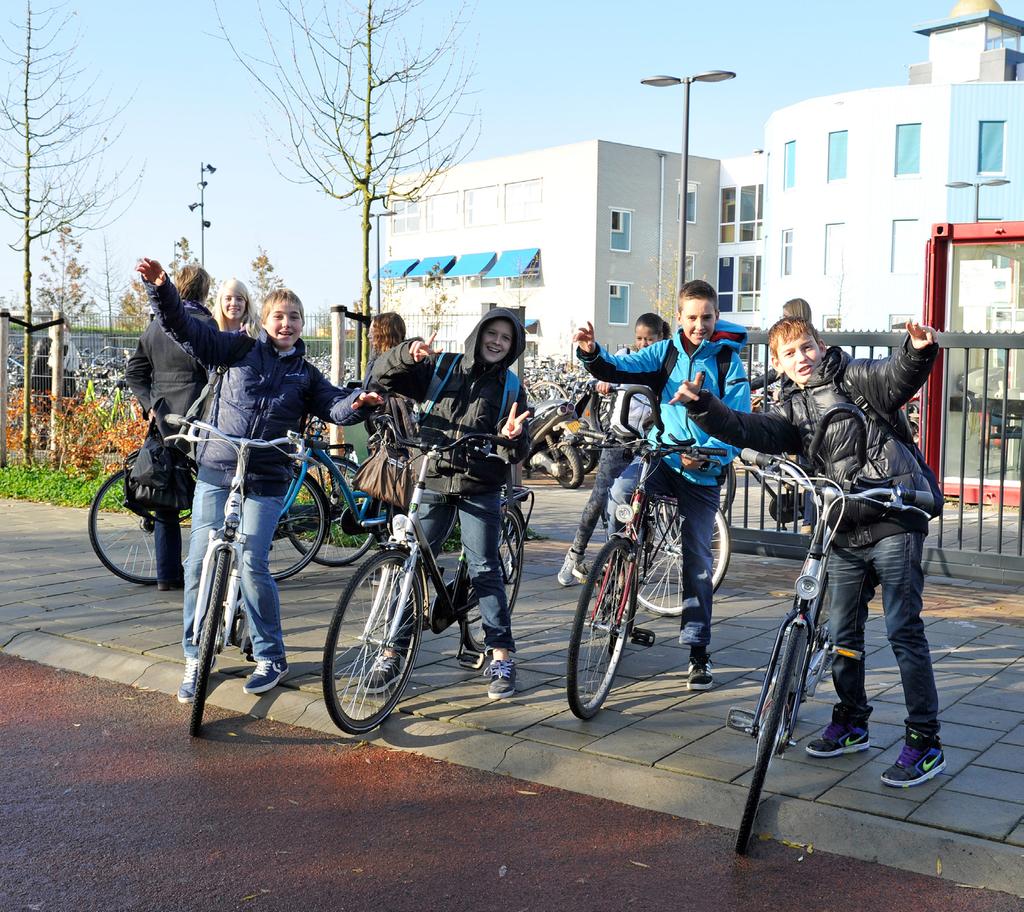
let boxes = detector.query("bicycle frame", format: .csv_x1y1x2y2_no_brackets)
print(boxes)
282,442,387,532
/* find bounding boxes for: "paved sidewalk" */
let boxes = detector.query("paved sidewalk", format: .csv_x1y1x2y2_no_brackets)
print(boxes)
3,490,1024,894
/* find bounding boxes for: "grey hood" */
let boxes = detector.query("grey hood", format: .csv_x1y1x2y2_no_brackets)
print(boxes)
462,307,526,371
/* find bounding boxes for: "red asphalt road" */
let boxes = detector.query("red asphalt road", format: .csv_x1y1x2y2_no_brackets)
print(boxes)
1,654,1019,912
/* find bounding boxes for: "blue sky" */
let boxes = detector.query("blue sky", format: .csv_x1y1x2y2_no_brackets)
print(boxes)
0,0,954,315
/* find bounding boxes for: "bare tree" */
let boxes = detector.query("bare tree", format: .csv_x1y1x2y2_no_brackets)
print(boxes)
217,0,477,368
90,234,128,329
0,1,137,458
38,224,92,321
249,245,284,309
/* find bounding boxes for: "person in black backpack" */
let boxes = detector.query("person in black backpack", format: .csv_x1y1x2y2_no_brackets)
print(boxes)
673,315,946,788
369,309,531,699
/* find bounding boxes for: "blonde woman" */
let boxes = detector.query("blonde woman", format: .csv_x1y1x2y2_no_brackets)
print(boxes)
213,278,254,334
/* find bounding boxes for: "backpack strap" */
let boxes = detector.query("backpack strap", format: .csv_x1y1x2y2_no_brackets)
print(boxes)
421,352,461,418
660,333,737,400
498,370,521,431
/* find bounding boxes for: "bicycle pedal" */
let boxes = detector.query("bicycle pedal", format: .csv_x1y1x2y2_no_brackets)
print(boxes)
456,646,486,670
727,707,756,735
630,627,656,648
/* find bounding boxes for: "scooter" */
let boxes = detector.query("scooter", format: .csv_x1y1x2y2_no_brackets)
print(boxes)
525,397,585,488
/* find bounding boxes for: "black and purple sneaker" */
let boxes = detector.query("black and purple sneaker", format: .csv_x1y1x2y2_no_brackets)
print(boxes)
805,719,870,757
881,728,945,787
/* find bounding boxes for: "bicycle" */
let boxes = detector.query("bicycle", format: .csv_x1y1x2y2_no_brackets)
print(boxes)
565,385,730,719
161,415,311,737
728,403,935,854
321,422,531,735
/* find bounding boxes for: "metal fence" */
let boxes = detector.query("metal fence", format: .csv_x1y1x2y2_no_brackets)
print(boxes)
726,330,1024,585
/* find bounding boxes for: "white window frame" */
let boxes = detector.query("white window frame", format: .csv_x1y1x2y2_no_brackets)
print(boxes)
736,254,762,312
978,120,1007,176
610,208,632,253
425,192,458,231
391,199,420,234
781,228,794,276
676,180,698,224
464,185,499,227
505,178,543,223
824,222,846,276
890,219,919,274
608,282,631,325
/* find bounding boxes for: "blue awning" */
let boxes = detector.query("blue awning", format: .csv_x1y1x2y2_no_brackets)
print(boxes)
485,248,540,279
406,255,456,278
446,252,497,278
377,258,419,280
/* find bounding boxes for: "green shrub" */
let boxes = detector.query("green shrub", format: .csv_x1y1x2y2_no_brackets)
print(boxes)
0,464,104,508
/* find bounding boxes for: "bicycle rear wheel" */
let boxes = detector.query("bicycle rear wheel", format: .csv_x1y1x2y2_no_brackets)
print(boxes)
269,474,329,580
309,457,381,567
321,550,423,734
735,622,806,855
637,506,730,616
88,469,187,584
189,550,231,738
566,537,635,719
463,505,526,655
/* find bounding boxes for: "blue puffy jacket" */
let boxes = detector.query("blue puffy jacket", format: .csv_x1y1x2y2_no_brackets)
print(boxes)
146,279,371,495
577,320,751,485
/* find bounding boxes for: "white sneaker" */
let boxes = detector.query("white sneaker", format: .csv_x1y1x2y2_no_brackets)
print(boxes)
557,552,588,587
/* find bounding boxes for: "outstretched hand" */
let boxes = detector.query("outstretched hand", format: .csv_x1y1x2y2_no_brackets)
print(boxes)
906,321,937,350
354,390,384,409
503,401,531,439
572,321,596,355
136,258,166,285
669,371,706,406
409,330,442,363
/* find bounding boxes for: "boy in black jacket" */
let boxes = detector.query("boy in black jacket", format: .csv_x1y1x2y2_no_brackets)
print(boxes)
673,316,945,787
370,310,530,699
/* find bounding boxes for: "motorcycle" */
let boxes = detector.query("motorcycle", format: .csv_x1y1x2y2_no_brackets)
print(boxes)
525,396,586,488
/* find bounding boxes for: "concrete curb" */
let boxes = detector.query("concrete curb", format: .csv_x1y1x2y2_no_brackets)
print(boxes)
5,630,1024,896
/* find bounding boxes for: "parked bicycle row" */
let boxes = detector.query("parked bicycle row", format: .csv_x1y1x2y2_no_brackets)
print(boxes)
86,261,947,855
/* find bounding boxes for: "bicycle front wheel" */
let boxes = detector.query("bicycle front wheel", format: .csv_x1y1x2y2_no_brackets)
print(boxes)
463,506,526,655
321,550,423,734
269,474,329,580
310,457,381,567
735,622,807,855
566,537,636,720
189,549,231,738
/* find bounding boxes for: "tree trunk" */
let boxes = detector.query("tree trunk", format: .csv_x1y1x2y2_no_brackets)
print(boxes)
21,9,32,462
358,0,375,375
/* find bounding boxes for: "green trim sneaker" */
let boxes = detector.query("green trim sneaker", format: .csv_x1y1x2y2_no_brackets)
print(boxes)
881,729,945,787
806,720,870,757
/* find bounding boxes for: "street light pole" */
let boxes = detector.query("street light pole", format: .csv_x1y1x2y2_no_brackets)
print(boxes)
373,209,396,316
189,162,216,266
643,70,735,296
946,178,1010,222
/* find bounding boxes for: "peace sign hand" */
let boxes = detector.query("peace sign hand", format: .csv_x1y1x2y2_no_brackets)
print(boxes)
573,321,596,355
503,401,531,439
409,330,442,363
906,321,937,350
669,371,706,406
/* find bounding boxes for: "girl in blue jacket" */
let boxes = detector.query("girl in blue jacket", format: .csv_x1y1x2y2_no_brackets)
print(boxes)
137,258,381,701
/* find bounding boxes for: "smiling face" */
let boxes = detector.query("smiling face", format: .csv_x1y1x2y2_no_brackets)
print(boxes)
771,331,824,386
478,318,515,365
677,296,718,349
218,281,249,330
262,302,304,350
634,324,662,349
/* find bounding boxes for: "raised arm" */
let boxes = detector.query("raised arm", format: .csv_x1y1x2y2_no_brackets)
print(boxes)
368,333,439,401
573,321,671,389
845,321,939,414
304,364,383,427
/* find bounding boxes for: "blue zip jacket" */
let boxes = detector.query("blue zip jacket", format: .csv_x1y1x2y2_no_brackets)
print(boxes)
577,320,751,485
146,278,371,496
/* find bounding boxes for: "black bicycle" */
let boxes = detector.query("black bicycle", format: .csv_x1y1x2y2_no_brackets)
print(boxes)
729,404,936,854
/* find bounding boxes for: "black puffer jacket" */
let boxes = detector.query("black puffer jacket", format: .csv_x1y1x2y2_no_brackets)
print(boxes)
685,337,939,545
369,309,530,496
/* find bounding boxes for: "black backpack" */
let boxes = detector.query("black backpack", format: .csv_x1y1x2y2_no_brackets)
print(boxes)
660,336,738,400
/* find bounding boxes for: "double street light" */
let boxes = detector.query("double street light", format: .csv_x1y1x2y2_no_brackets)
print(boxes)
642,70,736,296
945,178,1011,223
188,162,217,265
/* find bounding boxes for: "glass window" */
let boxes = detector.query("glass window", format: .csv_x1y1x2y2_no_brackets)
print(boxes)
719,187,736,243
781,229,794,276
784,141,796,189
824,223,846,276
895,123,921,176
675,181,698,223
608,284,629,325
739,185,762,241
685,253,695,283
891,219,920,274
464,186,499,227
828,130,848,182
979,121,1006,174
718,256,734,312
392,199,420,234
610,209,631,252
505,179,542,222
737,255,762,312
425,192,458,231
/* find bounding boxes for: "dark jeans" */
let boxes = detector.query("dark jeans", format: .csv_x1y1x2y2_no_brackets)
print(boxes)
608,459,721,649
828,531,939,736
419,491,514,653
570,445,630,557
154,510,183,584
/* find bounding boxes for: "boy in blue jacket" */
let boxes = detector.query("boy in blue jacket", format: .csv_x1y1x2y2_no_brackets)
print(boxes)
574,280,750,691
137,257,381,701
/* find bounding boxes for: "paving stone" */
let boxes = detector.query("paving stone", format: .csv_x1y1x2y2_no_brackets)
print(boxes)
817,785,918,820
944,765,1024,803
582,726,686,765
543,707,635,737
909,790,1024,840
1003,723,1024,746
939,702,1024,731
933,721,1005,751
974,741,1024,771
627,708,722,745
1007,824,1024,847
655,748,749,783
962,686,1024,714
516,723,598,751
734,755,852,800
205,676,319,727
838,759,946,801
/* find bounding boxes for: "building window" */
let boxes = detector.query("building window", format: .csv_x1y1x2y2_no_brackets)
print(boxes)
719,185,763,243
464,186,499,227
979,121,1006,174
685,253,695,283
425,192,458,231
781,229,794,276
783,140,796,189
737,255,761,312
824,222,846,276
891,219,920,274
608,283,630,325
986,24,1021,50
895,123,921,176
610,209,631,252
718,256,734,311
392,199,420,234
828,130,848,182
677,181,698,223
505,178,542,222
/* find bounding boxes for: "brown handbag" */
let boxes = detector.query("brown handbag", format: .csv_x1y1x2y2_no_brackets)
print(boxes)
352,437,413,509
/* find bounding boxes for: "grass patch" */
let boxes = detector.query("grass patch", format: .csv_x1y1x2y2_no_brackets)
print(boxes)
0,463,104,508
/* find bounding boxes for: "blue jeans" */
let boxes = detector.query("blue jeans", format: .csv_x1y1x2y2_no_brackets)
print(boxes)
608,459,721,649
181,480,286,662
828,531,939,736
418,491,514,652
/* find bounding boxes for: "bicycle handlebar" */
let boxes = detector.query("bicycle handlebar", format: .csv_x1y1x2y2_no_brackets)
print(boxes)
164,414,305,456
369,414,515,457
